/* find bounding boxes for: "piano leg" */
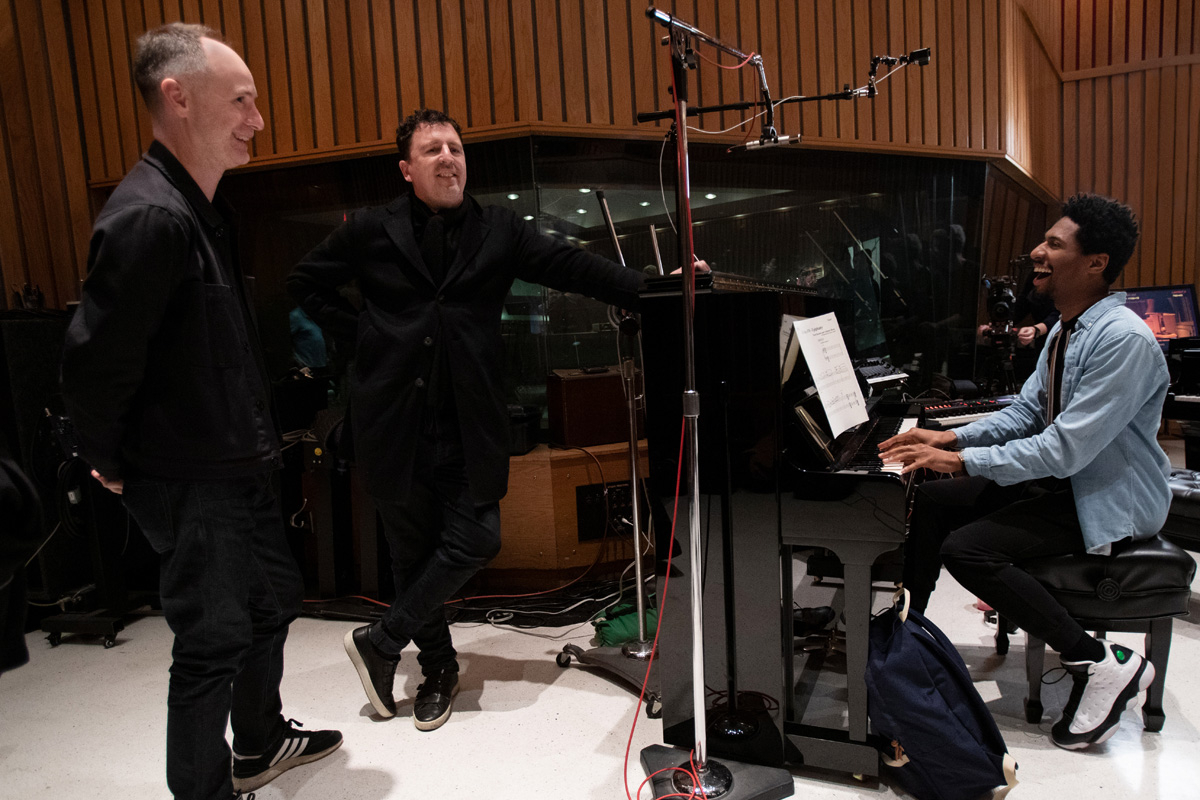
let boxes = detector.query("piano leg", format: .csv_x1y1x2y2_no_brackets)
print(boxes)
841,561,874,742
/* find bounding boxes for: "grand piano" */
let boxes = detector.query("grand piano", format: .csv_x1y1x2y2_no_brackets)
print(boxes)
640,275,920,776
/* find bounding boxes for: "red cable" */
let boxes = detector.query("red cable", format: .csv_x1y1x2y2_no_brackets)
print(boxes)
696,49,756,70
624,417,691,800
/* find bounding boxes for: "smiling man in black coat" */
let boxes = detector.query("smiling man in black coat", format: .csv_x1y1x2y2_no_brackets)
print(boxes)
288,109,644,730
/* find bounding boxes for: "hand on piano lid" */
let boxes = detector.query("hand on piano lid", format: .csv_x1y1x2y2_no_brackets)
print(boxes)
668,258,712,275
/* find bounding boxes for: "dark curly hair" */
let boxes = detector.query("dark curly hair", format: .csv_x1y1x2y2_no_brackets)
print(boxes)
1061,193,1139,284
395,109,463,160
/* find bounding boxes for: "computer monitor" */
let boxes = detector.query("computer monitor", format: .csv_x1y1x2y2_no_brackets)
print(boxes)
1122,284,1200,351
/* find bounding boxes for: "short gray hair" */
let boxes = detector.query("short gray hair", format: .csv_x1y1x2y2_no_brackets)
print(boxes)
134,22,221,113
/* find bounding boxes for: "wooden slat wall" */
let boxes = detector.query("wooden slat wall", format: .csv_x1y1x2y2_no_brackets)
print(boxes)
1057,0,1200,289
66,0,1006,186
6,1,1192,309
3,0,1018,309
1002,2,1064,200
0,1,91,310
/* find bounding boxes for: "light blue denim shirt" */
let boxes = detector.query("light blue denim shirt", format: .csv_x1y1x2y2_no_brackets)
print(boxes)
955,292,1172,553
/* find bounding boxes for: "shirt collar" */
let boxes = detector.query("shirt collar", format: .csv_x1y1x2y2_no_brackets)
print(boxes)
1075,292,1127,331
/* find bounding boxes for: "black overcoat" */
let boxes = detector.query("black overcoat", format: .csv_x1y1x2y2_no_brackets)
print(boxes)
288,192,642,502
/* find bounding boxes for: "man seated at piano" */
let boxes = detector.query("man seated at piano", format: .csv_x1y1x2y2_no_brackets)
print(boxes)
878,193,1171,751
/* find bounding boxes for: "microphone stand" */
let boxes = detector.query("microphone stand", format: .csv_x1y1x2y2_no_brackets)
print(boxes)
638,7,793,800
556,191,659,720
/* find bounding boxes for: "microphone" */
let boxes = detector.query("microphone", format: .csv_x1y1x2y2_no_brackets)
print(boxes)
728,134,802,152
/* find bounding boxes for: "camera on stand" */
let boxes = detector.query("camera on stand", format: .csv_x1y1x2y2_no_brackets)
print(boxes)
977,256,1033,395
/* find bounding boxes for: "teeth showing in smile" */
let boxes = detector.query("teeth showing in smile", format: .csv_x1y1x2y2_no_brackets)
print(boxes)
1033,265,1052,275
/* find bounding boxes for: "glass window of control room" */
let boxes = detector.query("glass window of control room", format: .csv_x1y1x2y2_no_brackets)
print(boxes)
160,135,990,436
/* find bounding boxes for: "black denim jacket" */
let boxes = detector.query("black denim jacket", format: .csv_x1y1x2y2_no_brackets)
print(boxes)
62,141,280,481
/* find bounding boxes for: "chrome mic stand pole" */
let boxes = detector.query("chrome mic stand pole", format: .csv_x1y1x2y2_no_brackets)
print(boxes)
638,7,792,799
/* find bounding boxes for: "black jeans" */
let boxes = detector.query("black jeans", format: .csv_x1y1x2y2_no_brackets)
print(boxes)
369,411,501,673
122,473,303,800
903,475,1091,654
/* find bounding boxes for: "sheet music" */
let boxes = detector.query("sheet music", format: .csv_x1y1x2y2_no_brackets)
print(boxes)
779,313,805,384
793,313,868,437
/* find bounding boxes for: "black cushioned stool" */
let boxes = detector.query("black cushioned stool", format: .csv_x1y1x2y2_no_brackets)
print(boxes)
995,535,1196,731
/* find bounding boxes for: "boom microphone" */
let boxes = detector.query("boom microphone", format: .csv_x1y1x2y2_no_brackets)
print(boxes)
728,134,802,152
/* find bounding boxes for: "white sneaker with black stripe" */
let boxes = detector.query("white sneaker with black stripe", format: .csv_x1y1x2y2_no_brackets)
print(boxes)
232,719,343,792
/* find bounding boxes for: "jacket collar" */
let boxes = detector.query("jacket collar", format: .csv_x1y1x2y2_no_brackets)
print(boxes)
382,192,490,286
144,140,231,229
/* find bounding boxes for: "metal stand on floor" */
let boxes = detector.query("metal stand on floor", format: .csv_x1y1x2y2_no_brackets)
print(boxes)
557,192,660,719
635,8,793,799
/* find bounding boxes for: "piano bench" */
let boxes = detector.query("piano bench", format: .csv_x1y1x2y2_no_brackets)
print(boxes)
995,534,1196,732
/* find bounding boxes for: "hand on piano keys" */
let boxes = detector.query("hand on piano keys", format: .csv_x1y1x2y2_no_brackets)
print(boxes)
878,427,964,475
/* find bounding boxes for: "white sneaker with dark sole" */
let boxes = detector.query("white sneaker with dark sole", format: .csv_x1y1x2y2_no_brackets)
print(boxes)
1051,640,1155,750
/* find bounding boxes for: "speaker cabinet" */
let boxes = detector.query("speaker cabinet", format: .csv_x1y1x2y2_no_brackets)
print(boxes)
492,441,649,575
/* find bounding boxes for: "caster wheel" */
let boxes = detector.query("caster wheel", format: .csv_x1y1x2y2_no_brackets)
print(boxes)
47,632,61,647
646,696,662,719
104,638,116,649
556,652,572,668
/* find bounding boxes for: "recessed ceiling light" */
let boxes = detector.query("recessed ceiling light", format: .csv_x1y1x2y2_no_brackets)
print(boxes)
523,215,534,221
507,193,519,200
578,188,591,193
705,193,717,200
576,209,588,214
639,201,651,207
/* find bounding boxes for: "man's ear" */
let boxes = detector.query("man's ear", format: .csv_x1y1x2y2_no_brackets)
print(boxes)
1088,252,1110,276
160,78,188,117
398,159,412,183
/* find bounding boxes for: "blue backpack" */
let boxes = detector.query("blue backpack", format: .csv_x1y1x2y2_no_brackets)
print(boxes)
865,590,1018,800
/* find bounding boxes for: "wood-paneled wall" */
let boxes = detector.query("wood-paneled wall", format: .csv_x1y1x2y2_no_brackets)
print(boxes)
1056,0,1200,289
0,1,92,309
2,1,1193,309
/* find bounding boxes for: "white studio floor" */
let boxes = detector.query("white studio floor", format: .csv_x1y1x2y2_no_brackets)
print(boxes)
3,557,1200,800
3,438,1199,799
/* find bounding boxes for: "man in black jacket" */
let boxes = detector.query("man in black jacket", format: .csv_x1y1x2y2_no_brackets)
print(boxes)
60,23,340,799
289,109,645,731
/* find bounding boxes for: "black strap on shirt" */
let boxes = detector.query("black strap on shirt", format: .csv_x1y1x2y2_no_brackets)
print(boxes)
1046,316,1078,424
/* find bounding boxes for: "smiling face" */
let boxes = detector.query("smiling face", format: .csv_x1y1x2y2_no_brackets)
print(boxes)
1029,216,1109,316
187,38,264,175
399,123,466,210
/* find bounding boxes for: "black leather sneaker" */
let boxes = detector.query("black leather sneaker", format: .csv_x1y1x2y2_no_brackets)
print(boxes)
231,719,342,792
344,625,399,718
413,668,460,731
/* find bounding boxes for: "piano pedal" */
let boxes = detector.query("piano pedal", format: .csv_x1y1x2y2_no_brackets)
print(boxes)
800,630,846,655
793,605,842,654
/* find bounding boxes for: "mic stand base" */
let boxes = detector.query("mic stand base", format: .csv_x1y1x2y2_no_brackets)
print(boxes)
556,642,662,718
640,744,794,800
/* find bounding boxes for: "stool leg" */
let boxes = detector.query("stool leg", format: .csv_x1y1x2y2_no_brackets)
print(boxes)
1024,633,1046,724
995,614,1009,655
1142,618,1172,732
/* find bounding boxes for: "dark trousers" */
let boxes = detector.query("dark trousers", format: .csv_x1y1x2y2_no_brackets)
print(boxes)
369,411,501,673
122,473,303,800
903,475,1090,654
